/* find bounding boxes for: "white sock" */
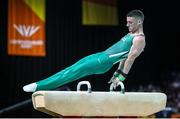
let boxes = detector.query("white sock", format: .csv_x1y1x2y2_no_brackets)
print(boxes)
23,83,37,92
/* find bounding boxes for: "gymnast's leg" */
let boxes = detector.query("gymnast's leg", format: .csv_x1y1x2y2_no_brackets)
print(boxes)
23,52,113,92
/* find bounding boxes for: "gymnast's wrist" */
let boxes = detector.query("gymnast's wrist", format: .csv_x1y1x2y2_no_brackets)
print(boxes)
113,70,127,81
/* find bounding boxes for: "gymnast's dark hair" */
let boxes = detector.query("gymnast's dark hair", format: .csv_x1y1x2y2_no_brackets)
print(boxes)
127,10,144,22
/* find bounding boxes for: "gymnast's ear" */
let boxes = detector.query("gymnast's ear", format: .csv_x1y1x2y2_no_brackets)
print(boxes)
138,20,142,25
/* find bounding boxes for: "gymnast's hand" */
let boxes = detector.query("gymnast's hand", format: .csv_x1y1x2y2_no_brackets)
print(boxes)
108,69,127,89
108,76,121,89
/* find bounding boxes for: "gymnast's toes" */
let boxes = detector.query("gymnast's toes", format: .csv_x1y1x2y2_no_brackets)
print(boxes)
23,83,37,92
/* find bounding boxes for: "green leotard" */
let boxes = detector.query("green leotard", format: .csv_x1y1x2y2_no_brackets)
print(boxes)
105,33,134,64
36,34,134,91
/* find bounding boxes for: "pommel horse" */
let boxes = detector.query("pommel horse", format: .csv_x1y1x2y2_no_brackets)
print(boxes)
32,81,167,117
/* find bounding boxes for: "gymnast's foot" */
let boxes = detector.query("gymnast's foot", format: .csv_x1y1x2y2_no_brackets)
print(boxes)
23,83,37,92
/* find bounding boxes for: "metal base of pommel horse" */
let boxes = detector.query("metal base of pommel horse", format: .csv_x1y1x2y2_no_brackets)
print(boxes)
32,81,167,117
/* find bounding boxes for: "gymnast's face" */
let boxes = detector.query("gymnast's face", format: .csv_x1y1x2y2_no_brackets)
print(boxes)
126,17,141,33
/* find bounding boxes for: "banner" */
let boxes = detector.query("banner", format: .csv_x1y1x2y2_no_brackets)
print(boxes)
8,0,46,56
82,0,118,26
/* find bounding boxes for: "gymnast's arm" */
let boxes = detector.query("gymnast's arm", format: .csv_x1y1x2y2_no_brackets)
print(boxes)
120,35,146,74
108,35,145,84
